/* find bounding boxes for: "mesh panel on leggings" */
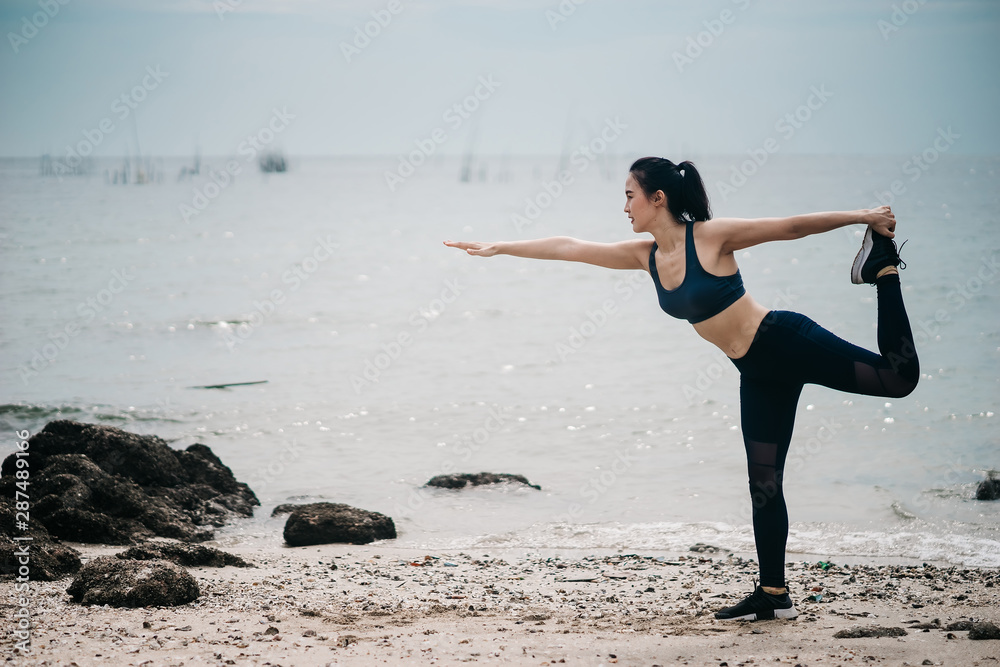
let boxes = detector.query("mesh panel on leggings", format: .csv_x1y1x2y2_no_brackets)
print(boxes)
747,440,779,488
744,439,788,588
853,361,918,398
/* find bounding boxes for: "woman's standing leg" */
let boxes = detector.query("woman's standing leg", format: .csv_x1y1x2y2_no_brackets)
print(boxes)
714,369,804,621
739,375,803,589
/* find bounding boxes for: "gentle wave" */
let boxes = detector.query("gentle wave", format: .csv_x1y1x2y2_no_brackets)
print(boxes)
408,520,1000,568
0,403,185,428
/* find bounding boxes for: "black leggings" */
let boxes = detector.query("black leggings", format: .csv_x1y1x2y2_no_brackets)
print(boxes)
730,274,919,588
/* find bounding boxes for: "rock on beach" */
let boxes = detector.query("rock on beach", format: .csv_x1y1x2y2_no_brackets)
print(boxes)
281,502,396,546
976,478,1000,500
833,625,908,638
0,420,259,545
969,621,1000,640
0,497,81,580
116,542,252,568
66,555,199,607
425,472,541,490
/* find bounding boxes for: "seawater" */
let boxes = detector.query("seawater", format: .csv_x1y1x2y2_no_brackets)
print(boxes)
1,154,998,567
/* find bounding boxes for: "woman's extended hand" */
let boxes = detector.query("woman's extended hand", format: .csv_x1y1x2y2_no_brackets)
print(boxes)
443,240,500,257
865,205,897,238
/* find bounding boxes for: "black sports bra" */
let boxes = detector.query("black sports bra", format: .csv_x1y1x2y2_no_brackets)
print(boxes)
648,221,746,324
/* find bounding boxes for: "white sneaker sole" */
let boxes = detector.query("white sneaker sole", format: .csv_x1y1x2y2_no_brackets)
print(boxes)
851,227,874,284
717,606,799,622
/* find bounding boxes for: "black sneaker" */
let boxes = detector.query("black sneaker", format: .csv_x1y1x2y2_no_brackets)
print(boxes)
851,226,907,285
714,585,798,621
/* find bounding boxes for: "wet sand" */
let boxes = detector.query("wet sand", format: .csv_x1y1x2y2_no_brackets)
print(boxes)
5,543,999,666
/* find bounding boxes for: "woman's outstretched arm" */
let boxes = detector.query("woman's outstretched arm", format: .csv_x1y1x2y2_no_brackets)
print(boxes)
443,237,649,271
707,205,897,254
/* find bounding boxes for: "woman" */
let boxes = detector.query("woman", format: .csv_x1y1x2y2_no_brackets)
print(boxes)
444,157,918,621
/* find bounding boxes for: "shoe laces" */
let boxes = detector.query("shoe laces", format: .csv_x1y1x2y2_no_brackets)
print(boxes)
895,239,908,270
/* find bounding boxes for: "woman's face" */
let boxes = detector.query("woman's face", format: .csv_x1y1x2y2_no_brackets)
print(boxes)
624,173,660,233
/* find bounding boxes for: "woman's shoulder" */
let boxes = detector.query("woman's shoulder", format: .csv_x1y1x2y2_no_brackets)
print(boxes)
693,217,743,239
692,218,747,258
698,216,745,229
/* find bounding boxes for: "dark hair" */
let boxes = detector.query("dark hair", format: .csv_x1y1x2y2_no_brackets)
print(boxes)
628,157,711,223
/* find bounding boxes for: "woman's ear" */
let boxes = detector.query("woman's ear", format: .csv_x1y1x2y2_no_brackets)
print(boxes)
653,190,666,206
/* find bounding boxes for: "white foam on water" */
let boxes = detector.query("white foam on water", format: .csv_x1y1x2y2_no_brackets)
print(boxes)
402,518,1000,568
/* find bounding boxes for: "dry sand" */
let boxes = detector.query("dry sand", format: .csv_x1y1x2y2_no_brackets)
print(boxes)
4,543,999,666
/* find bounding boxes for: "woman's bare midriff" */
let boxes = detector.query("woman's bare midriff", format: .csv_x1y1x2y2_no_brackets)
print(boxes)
692,293,772,359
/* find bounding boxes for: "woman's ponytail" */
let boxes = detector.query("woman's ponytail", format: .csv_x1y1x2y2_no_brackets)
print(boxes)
676,160,711,222
629,157,712,223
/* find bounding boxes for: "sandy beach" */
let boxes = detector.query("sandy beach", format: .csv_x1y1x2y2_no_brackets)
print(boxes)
5,543,999,666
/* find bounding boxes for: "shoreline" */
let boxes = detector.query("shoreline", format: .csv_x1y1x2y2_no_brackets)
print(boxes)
5,541,999,666
211,533,997,572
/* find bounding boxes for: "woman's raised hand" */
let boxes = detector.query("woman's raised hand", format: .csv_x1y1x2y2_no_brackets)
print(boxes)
443,240,500,257
865,205,896,238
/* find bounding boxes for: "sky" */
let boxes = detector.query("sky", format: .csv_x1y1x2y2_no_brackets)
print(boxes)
1,0,998,158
